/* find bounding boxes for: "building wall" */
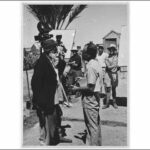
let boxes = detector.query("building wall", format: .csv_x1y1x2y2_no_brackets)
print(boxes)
103,31,120,52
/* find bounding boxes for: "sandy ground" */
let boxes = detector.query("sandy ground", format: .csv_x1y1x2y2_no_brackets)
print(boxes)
23,98,127,147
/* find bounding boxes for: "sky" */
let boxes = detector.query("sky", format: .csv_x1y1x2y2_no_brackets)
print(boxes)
23,3,128,48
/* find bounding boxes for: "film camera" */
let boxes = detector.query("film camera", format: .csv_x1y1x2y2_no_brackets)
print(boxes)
34,21,53,42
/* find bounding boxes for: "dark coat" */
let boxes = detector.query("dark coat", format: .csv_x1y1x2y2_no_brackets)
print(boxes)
31,53,57,114
69,53,82,70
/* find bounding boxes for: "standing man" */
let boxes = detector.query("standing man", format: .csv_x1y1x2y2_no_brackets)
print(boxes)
72,42,102,145
56,34,67,58
55,34,69,105
96,45,109,105
68,48,82,85
96,44,108,68
31,39,60,145
102,44,119,109
55,34,67,81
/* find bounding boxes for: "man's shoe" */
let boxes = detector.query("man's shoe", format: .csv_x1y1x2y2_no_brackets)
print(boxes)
102,104,109,109
39,140,46,146
75,91,81,98
68,102,73,107
64,101,73,107
113,102,118,109
59,137,72,143
63,101,70,107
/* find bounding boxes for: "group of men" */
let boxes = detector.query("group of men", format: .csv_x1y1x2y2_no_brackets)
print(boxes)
31,34,119,146
96,43,119,109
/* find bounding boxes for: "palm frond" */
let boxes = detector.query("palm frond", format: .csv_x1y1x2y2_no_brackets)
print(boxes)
26,5,87,30
55,5,64,29
57,5,74,29
26,5,42,21
65,5,87,29
27,5,56,29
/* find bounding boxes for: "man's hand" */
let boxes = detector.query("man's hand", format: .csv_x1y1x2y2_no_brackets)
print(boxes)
63,65,71,76
68,61,75,65
63,71,67,77
70,85,79,92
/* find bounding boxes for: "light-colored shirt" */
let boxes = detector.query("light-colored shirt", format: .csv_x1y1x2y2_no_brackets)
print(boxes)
105,55,118,73
97,52,109,68
86,59,103,92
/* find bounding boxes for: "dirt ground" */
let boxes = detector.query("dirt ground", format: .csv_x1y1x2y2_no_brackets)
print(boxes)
23,70,127,147
23,98,127,147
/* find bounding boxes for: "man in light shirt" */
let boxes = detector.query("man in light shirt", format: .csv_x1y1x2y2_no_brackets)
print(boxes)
96,45,108,68
96,45,108,104
102,44,119,109
72,42,103,145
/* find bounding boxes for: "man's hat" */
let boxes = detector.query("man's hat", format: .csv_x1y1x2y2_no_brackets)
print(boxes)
56,34,62,39
71,48,78,52
41,39,57,51
71,46,78,51
97,44,104,49
107,44,117,50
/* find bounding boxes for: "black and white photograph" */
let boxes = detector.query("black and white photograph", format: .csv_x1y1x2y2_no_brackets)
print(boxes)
23,2,128,147
2,1,150,149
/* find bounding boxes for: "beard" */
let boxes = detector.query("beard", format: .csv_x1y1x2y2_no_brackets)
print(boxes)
52,57,59,67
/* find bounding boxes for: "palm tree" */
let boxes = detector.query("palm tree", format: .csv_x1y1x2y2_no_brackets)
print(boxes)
26,4,87,30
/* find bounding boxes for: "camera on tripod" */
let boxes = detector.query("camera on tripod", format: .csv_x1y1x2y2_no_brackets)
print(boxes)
34,21,53,42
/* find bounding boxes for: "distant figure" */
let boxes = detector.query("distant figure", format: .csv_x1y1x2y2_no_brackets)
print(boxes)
68,48,82,85
96,44,109,68
96,45,109,95
55,34,67,77
55,34,69,106
102,44,119,109
72,42,102,145
56,34,67,57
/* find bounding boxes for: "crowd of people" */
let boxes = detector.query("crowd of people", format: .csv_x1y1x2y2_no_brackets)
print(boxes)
31,34,120,146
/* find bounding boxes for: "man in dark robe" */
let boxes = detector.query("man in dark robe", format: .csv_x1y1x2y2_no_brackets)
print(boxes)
31,39,60,145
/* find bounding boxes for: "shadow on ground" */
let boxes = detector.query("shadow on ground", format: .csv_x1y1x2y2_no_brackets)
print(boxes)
103,97,127,107
74,130,87,144
71,94,127,107
62,117,127,127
